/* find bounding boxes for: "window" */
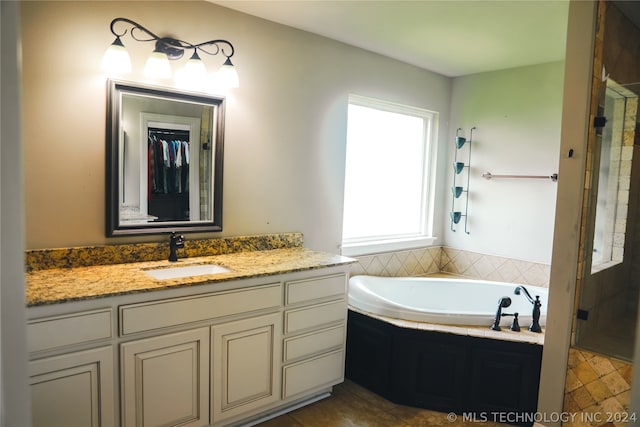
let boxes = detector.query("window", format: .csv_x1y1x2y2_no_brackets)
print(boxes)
341,95,438,256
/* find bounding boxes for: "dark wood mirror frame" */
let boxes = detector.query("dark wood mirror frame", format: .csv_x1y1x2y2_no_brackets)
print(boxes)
106,79,225,236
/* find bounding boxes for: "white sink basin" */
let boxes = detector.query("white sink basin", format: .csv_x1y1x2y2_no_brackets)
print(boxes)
144,264,230,280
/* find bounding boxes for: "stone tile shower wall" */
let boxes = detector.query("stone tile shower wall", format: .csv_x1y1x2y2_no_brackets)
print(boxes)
350,246,551,287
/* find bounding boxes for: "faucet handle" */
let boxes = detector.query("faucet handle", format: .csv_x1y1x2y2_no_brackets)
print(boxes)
170,232,185,243
510,312,521,332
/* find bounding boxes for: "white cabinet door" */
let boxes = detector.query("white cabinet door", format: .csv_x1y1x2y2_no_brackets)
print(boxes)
121,328,209,427
30,346,115,427
211,313,282,424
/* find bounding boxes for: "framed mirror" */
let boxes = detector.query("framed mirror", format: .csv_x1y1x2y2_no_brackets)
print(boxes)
106,79,225,236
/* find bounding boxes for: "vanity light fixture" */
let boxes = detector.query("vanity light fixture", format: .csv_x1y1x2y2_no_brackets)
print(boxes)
102,17,239,89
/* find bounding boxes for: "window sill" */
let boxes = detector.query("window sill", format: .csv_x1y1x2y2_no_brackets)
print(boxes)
341,237,438,257
591,259,623,274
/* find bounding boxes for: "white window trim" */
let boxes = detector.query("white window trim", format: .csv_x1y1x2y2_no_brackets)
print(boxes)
341,95,439,257
341,236,438,257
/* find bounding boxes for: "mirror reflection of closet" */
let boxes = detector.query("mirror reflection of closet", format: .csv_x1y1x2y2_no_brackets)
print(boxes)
139,115,202,223
575,78,639,361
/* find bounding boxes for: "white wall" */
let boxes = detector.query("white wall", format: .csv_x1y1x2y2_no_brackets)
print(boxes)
446,62,565,264
1,1,31,425
20,1,452,252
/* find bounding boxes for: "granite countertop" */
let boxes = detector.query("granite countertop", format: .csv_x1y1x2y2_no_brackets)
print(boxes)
26,248,356,307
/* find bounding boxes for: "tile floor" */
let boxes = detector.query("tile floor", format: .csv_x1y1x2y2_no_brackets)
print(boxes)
563,348,633,427
256,379,511,427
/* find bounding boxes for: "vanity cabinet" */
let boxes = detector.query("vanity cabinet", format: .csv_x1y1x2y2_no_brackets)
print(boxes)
120,328,210,427
118,282,282,427
26,266,351,427
211,313,282,424
27,310,116,427
282,274,347,399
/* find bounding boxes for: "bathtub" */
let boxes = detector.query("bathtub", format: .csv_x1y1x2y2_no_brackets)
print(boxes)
348,275,548,328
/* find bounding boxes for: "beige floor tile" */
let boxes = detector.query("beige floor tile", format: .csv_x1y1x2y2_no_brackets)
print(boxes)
258,414,305,427
257,380,519,427
614,390,631,408
289,397,409,427
598,397,624,416
574,361,601,385
601,371,630,395
572,386,597,410
616,364,633,385
387,404,449,427
585,379,613,402
565,392,581,414
566,369,584,393
567,348,586,368
587,356,616,377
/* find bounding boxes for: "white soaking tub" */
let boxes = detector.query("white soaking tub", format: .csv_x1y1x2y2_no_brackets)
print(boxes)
348,275,548,328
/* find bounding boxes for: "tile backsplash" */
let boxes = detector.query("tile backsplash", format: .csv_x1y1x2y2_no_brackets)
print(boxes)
349,247,441,277
25,232,303,272
350,246,550,287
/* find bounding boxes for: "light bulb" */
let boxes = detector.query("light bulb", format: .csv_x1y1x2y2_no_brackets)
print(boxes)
144,49,172,79
177,51,207,90
216,58,239,88
101,37,132,74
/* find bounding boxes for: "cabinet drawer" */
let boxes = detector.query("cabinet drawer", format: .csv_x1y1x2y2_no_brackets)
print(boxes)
284,300,346,334
285,274,346,306
282,350,344,398
283,325,344,362
28,309,113,354
120,284,281,335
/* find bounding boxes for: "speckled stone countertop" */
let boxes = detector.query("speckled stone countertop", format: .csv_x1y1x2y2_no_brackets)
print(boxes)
26,247,356,307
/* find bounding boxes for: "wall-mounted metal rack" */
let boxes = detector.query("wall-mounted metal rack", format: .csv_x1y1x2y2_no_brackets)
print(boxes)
451,127,475,234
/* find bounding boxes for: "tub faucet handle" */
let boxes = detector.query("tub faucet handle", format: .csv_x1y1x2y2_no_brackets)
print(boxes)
498,311,521,332
510,312,521,332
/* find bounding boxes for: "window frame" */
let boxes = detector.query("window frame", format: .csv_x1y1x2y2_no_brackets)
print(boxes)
341,94,439,256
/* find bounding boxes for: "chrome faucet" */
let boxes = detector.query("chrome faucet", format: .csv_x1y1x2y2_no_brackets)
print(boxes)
514,285,542,332
168,232,185,262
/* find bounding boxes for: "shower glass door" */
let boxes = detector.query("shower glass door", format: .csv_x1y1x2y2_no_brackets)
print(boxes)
575,79,638,361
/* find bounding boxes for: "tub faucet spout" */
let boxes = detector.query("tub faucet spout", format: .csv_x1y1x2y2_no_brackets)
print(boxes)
169,232,185,262
514,286,542,333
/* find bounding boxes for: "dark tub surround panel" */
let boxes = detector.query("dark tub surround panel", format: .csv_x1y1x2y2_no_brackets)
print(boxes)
345,310,542,427
25,232,303,272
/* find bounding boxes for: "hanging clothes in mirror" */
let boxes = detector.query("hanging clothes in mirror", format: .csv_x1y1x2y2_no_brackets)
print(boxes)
147,128,191,221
